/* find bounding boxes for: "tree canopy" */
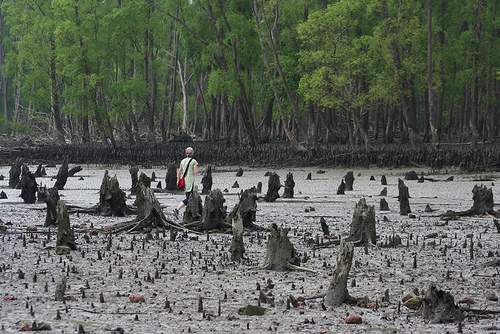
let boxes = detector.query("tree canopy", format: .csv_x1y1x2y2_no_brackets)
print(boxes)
0,0,498,149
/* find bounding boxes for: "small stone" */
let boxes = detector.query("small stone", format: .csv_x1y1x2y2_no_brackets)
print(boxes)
345,315,362,324
486,292,498,301
129,294,145,303
55,246,71,255
27,225,37,232
458,296,474,304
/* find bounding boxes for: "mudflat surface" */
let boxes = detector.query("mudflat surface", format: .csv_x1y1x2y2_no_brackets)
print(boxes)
0,164,499,333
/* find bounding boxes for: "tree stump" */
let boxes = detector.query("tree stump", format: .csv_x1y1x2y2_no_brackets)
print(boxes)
422,284,463,323
34,164,46,178
129,166,139,195
320,217,330,236
20,165,37,204
55,275,67,301
282,172,295,198
56,200,76,250
398,178,411,215
344,171,355,191
54,156,69,190
235,167,244,177
337,179,346,195
324,239,356,306
138,172,151,188
202,189,228,231
165,163,178,191
264,172,281,202
345,198,376,246
229,211,245,261
261,223,300,271
405,171,419,180
183,187,203,225
201,165,213,195
380,198,389,211
306,172,312,180
9,157,22,189
443,184,498,217
381,175,387,185
379,187,387,196
97,170,132,216
38,187,60,227
134,183,167,229
68,166,83,177
227,189,260,229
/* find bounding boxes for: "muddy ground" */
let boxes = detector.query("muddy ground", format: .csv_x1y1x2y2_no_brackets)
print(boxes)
0,163,499,333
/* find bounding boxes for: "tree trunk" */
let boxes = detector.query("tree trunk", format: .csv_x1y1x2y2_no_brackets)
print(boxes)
229,210,245,261
97,170,131,216
8,157,22,189
201,165,213,195
54,156,69,190
38,186,59,227
398,178,411,215
261,223,300,271
324,239,356,306
20,165,37,204
422,284,463,323
264,172,281,202
345,198,376,246
282,172,295,198
183,187,203,225
56,200,76,250
227,188,260,229
344,171,355,191
202,189,228,231
427,0,439,147
165,163,178,191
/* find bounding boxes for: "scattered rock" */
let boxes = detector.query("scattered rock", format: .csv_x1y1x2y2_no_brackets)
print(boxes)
345,315,362,324
129,294,145,303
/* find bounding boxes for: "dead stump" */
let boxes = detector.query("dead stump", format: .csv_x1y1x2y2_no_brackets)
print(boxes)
97,170,132,216
202,189,228,231
56,200,76,250
381,175,387,185
54,156,69,190
138,172,151,188
201,165,213,195
443,184,498,218
20,165,37,204
183,187,203,225
129,166,139,195
229,211,245,261
68,166,82,177
9,157,22,189
324,239,356,306
227,189,260,229
422,284,463,324
345,198,376,246
38,187,60,227
165,163,177,191
344,171,355,191
236,168,244,177
264,172,281,202
398,179,411,215
261,223,300,271
34,164,46,178
380,198,389,211
337,179,346,195
282,173,295,198
320,217,330,236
